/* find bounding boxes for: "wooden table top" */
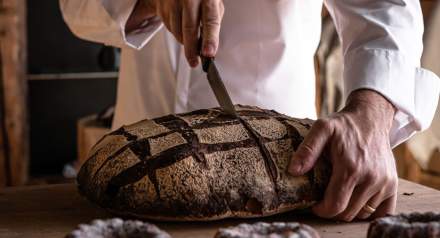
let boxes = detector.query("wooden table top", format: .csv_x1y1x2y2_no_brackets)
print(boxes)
0,179,439,238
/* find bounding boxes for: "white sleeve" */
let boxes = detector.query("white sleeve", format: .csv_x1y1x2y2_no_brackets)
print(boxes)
59,0,163,49
324,0,440,147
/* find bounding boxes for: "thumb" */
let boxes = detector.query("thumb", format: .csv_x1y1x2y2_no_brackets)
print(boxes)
288,119,333,176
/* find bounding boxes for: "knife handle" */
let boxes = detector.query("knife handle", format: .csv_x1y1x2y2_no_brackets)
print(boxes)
201,56,213,73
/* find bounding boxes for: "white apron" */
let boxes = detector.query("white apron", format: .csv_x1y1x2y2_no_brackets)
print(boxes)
114,0,322,129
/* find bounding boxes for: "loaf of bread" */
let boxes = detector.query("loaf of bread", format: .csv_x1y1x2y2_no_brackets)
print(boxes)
368,212,440,238
215,222,320,238
77,105,330,221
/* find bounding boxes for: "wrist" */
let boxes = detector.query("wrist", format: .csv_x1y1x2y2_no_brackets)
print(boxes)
126,0,157,33
344,89,396,131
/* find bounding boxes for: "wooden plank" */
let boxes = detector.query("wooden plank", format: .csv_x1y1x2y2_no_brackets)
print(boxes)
421,0,438,22
27,72,118,81
0,179,438,238
394,143,423,183
394,143,440,190
77,115,110,167
0,0,28,186
0,49,6,186
428,148,440,174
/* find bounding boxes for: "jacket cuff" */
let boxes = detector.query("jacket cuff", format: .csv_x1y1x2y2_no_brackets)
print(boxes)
344,49,440,147
105,0,163,49
123,16,163,50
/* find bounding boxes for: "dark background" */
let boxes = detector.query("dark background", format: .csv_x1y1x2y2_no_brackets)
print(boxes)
27,0,118,176
27,0,105,74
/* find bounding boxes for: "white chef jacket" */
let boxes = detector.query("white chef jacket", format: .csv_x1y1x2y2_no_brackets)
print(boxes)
407,2,440,169
60,0,440,147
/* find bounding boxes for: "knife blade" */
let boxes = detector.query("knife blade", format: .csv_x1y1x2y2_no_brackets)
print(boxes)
201,56,238,116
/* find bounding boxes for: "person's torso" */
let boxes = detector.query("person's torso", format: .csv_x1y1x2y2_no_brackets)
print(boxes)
113,0,324,129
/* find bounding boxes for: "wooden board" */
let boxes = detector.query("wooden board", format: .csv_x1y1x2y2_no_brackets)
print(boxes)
77,115,110,167
0,0,29,186
0,179,439,238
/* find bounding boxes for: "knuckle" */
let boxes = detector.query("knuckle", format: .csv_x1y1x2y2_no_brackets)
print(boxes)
203,17,221,33
387,176,398,192
296,143,315,159
182,28,198,41
365,170,379,183
377,175,397,197
202,1,222,21
204,19,221,29
332,202,346,216
314,119,332,133
345,161,360,176
184,48,197,60
325,200,346,216
182,25,197,34
381,172,397,186
203,0,219,11
182,19,198,32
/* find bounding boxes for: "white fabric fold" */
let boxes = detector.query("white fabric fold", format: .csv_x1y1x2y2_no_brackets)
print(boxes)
60,0,439,146
325,0,440,147
59,0,163,49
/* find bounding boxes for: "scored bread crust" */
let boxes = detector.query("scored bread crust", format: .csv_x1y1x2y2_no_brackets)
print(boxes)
214,222,320,238
77,105,330,221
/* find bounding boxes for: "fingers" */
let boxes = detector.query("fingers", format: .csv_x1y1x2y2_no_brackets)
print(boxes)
330,168,398,222
334,179,397,221
312,171,396,221
336,182,378,222
356,191,385,220
312,169,357,218
182,0,201,67
336,169,384,221
144,0,158,17
164,0,224,67
358,173,398,220
170,1,183,43
288,119,334,176
201,0,224,57
371,194,397,218
355,192,396,220
301,109,398,222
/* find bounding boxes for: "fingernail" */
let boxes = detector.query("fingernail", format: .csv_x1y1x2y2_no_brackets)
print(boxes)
189,58,198,67
203,42,216,57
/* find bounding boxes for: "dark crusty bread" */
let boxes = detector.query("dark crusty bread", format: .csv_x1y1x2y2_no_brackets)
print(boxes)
368,212,440,238
65,218,170,238
77,105,330,221
214,222,320,238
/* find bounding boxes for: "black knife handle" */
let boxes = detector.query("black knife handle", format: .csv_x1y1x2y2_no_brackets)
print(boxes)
201,56,212,73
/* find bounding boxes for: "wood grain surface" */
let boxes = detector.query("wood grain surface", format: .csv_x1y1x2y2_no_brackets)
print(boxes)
0,0,28,186
0,179,439,238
